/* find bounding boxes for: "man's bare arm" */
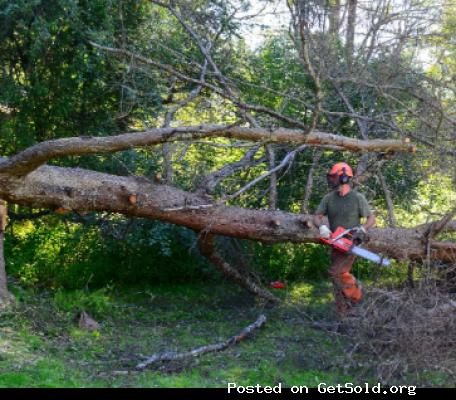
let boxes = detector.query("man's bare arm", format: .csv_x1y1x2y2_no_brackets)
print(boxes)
363,213,376,230
313,213,325,228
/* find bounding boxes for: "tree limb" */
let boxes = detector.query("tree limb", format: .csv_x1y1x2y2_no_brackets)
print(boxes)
0,126,415,177
425,205,456,241
197,234,277,302
301,150,322,213
377,170,397,228
196,145,263,195
222,144,307,202
135,314,267,370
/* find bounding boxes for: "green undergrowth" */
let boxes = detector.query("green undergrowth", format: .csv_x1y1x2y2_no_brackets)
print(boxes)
0,281,355,388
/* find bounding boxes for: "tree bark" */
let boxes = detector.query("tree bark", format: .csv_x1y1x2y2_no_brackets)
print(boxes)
0,163,454,263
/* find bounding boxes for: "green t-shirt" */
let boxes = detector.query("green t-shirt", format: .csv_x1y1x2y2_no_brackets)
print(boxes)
315,190,372,232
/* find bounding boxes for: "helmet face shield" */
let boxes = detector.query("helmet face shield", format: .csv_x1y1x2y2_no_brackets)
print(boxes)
327,173,340,189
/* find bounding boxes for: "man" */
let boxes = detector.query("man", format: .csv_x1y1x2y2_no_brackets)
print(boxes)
313,162,376,316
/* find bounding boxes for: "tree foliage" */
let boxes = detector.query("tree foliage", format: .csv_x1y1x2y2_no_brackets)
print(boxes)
0,0,455,291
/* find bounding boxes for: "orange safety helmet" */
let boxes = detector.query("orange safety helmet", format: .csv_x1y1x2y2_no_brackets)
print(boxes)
327,162,353,187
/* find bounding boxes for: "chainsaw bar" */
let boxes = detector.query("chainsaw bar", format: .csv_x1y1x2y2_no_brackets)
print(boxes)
350,245,390,266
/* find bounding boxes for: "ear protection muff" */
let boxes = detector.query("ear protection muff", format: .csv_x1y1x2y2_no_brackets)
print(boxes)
339,167,350,184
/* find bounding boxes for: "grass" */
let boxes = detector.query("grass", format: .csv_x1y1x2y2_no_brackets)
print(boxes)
1,278,448,388
0,281,354,388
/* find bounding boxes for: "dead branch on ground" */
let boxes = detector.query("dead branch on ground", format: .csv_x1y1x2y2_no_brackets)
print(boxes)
135,314,267,370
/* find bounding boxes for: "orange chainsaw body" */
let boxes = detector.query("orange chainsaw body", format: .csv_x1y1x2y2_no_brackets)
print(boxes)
320,226,353,253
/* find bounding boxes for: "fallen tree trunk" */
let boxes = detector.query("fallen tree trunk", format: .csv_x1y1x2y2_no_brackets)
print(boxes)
0,163,454,263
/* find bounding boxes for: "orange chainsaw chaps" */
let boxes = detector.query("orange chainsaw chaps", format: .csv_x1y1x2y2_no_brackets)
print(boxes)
329,249,363,315
340,272,362,302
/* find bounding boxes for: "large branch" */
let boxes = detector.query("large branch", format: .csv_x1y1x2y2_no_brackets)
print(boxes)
0,163,453,263
0,126,415,176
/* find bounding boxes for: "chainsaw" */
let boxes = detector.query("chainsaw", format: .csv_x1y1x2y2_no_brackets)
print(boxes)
320,226,391,266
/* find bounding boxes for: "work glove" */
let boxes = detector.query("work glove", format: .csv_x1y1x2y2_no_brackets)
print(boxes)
351,225,368,244
319,224,332,239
